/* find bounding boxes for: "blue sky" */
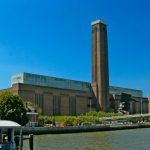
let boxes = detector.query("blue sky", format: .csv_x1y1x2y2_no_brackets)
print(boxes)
0,0,150,96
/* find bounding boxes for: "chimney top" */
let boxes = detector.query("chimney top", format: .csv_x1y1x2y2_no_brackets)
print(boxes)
91,19,106,26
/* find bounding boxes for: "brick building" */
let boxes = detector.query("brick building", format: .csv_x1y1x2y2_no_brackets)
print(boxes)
1,20,149,115
8,73,95,115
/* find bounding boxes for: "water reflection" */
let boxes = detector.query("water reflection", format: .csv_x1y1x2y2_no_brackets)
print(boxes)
23,128,150,150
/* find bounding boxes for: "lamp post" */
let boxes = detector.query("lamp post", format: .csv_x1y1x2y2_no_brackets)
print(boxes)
140,97,143,123
148,91,150,114
140,98,142,115
90,98,92,112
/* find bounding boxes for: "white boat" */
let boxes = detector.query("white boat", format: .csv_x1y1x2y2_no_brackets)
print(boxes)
0,120,22,150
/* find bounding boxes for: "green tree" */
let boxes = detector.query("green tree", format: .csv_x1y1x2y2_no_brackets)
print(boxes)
0,91,28,125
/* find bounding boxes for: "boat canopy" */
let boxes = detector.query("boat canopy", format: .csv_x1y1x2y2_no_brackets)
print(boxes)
0,120,21,128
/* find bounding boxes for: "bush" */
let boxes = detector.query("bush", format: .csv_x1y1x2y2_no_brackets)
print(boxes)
79,116,99,124
85,111,123,118
64,117,76,126
37,111,124,127
38,116,45,126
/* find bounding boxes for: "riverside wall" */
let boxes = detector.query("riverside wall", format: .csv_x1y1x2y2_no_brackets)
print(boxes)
17,124,150,135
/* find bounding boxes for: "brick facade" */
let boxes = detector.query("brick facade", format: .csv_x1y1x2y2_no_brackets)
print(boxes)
7,83,94,115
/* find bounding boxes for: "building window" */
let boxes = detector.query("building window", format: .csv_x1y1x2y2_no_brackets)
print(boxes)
69,96,76,115
53,95,61,115
35,93,43,109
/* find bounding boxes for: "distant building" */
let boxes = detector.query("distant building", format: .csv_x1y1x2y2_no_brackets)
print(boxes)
110,86,143,97
110,93,148,114
1,20,149,115
148,91,150,100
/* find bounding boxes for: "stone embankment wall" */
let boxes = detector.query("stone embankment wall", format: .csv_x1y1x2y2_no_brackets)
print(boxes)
15,124,150,135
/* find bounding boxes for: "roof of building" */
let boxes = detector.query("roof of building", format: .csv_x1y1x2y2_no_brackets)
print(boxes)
11,72,144,97
110,86,143,97
11,72,91,92
0,120,21,128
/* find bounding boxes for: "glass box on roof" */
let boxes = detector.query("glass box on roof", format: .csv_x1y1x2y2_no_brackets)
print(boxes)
11,73,91,92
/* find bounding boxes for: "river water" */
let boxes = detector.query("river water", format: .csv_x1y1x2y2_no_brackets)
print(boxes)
23,128,150,150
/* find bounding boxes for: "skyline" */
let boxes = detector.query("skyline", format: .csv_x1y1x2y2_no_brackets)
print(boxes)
0,0,150,96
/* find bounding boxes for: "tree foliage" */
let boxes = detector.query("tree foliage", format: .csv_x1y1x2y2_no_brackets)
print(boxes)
0,91,28,125
25,100,42,115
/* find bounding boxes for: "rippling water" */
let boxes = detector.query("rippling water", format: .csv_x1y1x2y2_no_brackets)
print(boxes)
23,128,150,150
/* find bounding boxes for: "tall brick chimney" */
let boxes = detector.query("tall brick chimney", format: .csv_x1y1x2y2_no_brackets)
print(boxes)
91,20,110,111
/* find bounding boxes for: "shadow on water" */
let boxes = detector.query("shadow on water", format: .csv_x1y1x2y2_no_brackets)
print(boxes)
23,128,150,150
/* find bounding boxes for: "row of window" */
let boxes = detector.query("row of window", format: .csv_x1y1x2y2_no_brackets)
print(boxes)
34,94,77,115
